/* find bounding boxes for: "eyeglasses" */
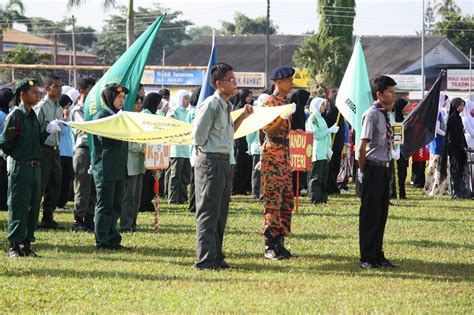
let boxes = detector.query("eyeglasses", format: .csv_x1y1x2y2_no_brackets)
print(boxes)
220,78,237,83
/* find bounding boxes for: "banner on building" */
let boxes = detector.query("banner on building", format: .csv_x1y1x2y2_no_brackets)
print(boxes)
289,130,313,171
385,74,422,90
235,72,265,88
447,69,474,90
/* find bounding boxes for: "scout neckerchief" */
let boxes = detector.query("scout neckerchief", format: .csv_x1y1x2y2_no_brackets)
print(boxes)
373,102,393,158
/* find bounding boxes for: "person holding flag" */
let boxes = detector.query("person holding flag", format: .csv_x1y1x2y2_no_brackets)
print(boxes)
91,83,129,250
358,75,399,269
261,66,297,260
192,63,253,270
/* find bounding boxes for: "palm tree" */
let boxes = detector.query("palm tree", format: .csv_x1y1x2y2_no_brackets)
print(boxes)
0,0,26,54
433,0,461,20
67,0,135,48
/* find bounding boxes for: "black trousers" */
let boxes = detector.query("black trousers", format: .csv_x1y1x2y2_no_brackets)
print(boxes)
327,149,342,195
140,170,156,212
359,162,391,262
0,158,8,210
188,166,196,212
308,160,329,203
57,156,73,208
411,161,426,188
391,157,408,198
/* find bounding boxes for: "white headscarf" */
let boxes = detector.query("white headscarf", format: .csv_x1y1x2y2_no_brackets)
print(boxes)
61,85,80,105
255,93,269,107
462,100,474,139
170,89,190,111
309,97,326,115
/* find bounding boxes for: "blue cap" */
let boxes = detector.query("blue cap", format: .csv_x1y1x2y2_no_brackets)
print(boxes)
270,66,295,81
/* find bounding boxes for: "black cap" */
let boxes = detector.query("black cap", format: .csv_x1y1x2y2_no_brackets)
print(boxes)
104,82,129,94
13,78,39,96
270,66,295,81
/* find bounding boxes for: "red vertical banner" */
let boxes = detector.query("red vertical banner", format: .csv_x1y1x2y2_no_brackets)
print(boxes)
289,130,314,214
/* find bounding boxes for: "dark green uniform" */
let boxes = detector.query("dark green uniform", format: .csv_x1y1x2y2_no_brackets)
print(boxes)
0,104,42,245
92,107,128,249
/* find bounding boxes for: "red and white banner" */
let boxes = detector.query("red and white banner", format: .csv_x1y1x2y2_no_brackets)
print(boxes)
289,130,314,171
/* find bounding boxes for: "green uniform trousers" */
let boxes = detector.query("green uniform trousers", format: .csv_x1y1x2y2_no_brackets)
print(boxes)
7,161,41,243
168,157,191,204
94,179,124,248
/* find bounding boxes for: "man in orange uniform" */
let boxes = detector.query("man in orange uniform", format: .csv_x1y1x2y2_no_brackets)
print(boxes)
261,66,296,260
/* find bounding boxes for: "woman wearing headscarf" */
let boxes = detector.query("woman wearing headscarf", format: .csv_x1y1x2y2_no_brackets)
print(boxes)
139,92,164,212
56,89,79,209
462,100,474,195
424,95,451,196
445,97,469,199
390,98,410,199
325,92,346,195
120,95,145,232
166,89,192,204
0,88,14,211
141,92,162,114
306,97,339,204
188,86,201,212
290,89,310,195
246,93,269,199
232,88,253,195
92,83,129,249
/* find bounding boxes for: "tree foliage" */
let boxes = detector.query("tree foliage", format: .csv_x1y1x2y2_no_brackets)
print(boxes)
433,0,461,20
294,0,356,88
431,13,474,57
220,12,278,35
96,4,192,65
1,45,51,81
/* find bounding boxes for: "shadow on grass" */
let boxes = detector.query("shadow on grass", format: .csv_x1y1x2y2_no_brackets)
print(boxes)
393,239,474,251
232,253,473,283
2,266,228,283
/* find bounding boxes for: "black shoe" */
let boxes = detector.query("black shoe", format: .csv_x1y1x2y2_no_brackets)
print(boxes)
359,261,380,269
264,237,287,260
72,220,90,232
7,245,24,258
19,241,39,257
379,259,400,268
275,236,293,259
218,259,231,269
195,264,220,271
38,219,59,230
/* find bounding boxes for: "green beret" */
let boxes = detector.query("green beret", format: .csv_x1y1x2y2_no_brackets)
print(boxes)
13,78,39,96
104,82,129,94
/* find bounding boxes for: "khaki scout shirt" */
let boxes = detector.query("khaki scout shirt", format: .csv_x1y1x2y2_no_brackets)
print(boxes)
192,92,234,154
360,104,392,162
34,95,63,147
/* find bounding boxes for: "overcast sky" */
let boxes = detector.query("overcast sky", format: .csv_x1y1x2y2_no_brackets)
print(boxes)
13,0,474,36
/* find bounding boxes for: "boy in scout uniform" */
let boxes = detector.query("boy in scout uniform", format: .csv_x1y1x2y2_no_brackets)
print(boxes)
0,79,42,257
261,66,296,260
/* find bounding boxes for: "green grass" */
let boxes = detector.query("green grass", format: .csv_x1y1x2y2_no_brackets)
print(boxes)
0,185,472,313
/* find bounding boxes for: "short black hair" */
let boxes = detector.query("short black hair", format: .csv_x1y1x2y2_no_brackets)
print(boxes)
159,88,170,97
44,74,61,87
78,77,96,91
210,63,233,87
372,75,397,99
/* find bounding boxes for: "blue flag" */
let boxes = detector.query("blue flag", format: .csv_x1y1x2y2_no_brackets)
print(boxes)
196,32,217,109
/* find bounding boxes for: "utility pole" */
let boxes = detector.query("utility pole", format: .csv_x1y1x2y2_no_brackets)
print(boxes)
421,0,425,97
71,15,77,88
162,47,165,89
265,0,270,90
469,48,472,98
53,28,58,65
126,0,135,48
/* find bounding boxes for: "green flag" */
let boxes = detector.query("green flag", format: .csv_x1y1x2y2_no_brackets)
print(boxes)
84,14,166,120
335,37,373,159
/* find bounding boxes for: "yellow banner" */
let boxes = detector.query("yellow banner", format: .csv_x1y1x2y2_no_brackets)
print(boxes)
65,104,293,145
293,68,309,88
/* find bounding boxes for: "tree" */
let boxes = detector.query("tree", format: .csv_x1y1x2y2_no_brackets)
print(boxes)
294,0,356,88
0,45,51,82
220,12,278,35
431,13,474,57
425,0,436,33
0,0,26,54
433,0,461,20
187,26,220,42
95,4,192,65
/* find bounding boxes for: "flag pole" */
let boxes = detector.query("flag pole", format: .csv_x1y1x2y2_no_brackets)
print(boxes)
331,111,341,148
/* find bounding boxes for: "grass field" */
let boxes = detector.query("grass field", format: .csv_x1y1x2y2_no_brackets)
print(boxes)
0,185,472,313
